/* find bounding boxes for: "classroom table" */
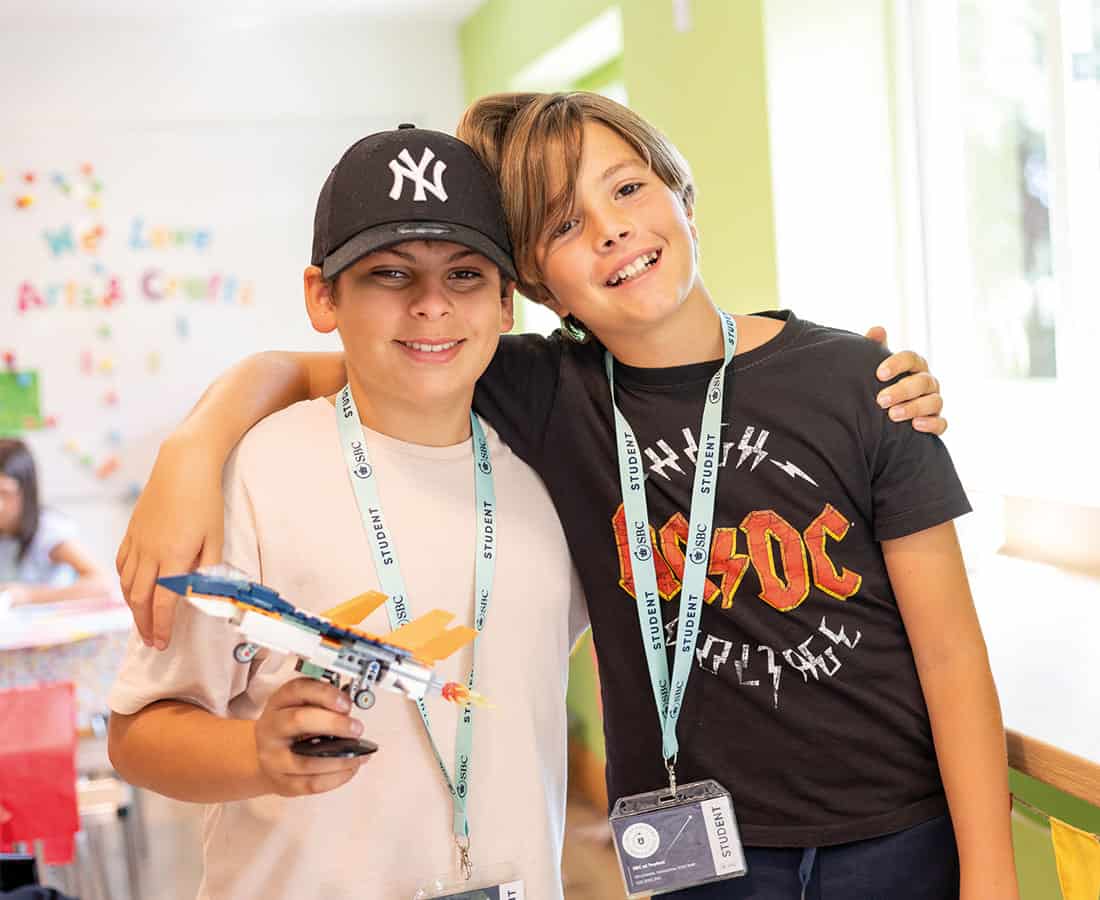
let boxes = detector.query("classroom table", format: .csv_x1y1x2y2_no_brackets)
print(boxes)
0,597,132,731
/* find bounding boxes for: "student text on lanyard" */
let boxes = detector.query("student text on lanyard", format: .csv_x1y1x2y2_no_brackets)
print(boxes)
605,309,737,794
336,384,495,880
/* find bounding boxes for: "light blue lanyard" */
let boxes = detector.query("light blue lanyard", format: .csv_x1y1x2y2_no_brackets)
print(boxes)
605,309,737,786
335,385,495,859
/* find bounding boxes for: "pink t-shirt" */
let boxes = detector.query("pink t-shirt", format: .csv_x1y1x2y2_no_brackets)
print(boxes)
110,399,587,899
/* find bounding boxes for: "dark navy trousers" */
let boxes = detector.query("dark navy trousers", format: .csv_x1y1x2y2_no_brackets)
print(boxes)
660,814,959,899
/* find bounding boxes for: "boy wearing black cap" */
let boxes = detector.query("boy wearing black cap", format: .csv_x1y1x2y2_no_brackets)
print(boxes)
108,128,585,899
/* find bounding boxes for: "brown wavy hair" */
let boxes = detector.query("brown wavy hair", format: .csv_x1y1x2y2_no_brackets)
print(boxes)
457,92,695,339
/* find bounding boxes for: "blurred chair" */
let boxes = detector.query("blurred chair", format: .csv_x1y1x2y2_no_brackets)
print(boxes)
0,684,142,900
0,684,79,867
0,852,40,891
73,775,142,900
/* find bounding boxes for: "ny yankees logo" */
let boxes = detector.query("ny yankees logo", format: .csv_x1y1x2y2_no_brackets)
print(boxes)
388,147,448,202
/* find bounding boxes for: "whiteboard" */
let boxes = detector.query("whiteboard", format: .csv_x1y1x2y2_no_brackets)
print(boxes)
1,118,392,503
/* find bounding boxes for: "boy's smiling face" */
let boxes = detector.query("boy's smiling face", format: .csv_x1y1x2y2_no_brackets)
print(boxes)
305,240,513,417
536,122,701,343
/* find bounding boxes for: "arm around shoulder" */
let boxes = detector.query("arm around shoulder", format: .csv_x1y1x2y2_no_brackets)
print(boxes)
174,349,345,457
116,349,345,645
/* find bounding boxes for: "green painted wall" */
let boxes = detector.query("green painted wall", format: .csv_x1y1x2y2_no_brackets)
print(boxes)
460,0,614,105
1011,807,1063,900
565,631,605,760
459,0,779,315
618,1,778,313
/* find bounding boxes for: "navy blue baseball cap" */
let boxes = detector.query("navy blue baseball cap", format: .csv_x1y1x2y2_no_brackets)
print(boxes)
311,124,516,281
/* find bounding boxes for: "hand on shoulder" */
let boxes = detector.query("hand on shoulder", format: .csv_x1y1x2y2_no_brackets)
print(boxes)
116,433,225,649
864,326,946,436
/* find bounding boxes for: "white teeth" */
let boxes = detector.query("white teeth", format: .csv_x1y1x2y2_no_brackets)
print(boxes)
404,340,459,353
608,251,659,286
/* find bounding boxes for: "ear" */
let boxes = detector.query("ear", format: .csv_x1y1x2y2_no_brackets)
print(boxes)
304,266,338,334
500,280,516,333
683,196,698,243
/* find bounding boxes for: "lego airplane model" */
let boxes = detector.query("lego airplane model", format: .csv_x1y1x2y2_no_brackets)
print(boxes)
156,566,487,715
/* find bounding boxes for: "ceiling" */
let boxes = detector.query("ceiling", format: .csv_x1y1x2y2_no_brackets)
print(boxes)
0,0,487,24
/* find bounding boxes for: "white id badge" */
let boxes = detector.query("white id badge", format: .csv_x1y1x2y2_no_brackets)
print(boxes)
412,864,524,900
609,779,747,898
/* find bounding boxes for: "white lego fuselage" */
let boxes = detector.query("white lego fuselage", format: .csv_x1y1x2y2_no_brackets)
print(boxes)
185,595,437,700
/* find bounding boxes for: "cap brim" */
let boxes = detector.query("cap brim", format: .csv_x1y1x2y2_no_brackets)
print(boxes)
322,221,516,282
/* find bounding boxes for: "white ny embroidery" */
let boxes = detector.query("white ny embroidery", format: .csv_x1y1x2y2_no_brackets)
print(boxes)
388,148,448,202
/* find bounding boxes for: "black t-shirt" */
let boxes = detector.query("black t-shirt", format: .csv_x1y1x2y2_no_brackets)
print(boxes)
473,310,971,847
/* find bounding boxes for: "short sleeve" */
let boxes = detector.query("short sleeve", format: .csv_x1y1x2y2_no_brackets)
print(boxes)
869,373,972,542
14,509,80,585
473,332,565,466
33,509,78,554
108,449,260,717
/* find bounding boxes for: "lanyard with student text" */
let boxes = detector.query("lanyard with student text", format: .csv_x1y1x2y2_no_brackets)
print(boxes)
605,309,737,791
336,384,495,876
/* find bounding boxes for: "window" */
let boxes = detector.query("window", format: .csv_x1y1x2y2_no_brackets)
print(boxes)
959,0,1057,379
899,0,1099,505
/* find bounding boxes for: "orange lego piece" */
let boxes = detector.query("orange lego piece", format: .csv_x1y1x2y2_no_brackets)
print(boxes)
322,591,388,627
384,609,476,657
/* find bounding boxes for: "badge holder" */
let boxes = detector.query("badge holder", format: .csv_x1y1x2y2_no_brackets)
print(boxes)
412,862,524,900
610,777,747,898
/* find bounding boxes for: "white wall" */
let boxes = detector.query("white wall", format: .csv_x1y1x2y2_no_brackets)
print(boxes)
1,17,466,127
0,16,467,571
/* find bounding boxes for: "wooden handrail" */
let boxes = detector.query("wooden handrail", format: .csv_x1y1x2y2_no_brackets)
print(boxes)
1007,729,1100,810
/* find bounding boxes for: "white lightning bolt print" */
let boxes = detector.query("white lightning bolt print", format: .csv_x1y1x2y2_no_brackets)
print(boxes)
645,439,686,481
736,426,770,470
783,637,841,682
769,458,819,486
697,635,734,675
818,617,862,649
664,618,678,647
733,644,760,686
719,435,736,466
757,645,782,709
681,427,698,465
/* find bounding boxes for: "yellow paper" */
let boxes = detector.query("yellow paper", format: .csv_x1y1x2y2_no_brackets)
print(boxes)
1050,816,1100,900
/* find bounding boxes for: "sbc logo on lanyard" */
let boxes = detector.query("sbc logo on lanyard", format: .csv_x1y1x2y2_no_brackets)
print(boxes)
707,376,722,406
351,440,373,479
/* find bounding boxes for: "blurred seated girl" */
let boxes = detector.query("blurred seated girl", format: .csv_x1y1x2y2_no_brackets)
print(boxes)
0,439,114,609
